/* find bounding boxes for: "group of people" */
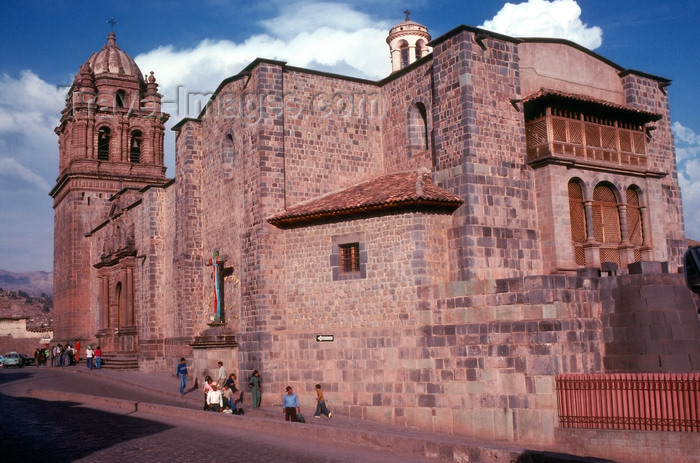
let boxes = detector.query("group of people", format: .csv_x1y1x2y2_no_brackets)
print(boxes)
175,359,331,422
202,361,247,414
33,347,50,365
39,343,102,369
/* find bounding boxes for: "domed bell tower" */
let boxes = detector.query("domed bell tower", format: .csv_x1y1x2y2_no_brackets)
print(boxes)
386,11,432,73
50,31,169,344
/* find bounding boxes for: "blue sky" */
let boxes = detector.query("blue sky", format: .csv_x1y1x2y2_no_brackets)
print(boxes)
1,0,698,272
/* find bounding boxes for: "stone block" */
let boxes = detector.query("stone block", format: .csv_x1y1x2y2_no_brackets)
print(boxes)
471,408,496,441
628,261,663,275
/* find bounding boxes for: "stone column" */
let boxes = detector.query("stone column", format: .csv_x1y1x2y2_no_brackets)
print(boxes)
639,205,654,260
583,199,600,267
617,204,636,267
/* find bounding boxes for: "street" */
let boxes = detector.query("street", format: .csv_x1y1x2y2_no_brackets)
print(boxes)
0,368,427,463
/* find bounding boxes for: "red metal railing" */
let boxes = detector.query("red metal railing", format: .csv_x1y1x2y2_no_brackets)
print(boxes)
556,373,700,432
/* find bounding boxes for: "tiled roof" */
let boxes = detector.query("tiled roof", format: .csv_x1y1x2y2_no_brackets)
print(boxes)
268,169,463,227
523,88,662,122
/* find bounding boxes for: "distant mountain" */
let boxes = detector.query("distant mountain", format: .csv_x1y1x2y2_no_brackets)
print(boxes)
0,270,53,297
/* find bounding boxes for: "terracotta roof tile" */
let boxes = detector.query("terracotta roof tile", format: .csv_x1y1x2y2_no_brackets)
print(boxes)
523,87,662,122
268,169,463,227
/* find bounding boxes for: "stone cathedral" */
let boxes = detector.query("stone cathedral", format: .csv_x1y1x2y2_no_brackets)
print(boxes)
51,16,699,456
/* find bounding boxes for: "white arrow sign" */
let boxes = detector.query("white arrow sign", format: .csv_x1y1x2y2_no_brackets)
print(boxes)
316,334,334,342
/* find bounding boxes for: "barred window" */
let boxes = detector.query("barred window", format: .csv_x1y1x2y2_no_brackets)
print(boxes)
592,185,621,245
331,234,365,281
340,243,360,273
568,180,586,266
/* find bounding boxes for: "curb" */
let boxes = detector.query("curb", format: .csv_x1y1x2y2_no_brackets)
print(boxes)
26,388,528,462
27,370,611,462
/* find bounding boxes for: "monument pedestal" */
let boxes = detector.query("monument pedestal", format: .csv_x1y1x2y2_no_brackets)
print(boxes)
190,324,238,382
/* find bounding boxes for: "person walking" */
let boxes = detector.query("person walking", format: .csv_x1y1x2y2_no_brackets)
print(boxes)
85,345,95,370
176,358,188,396
313,384,332,418
282,385,300,422
249,370,262,408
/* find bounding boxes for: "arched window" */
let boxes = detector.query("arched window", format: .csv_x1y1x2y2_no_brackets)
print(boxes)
130,130,142,163
408,102,428,150
97,126,110,160
568,180,586,266
116,90,126,108
400,42,409,68
222,132,235,178
592,184,621,264
416,40,427,60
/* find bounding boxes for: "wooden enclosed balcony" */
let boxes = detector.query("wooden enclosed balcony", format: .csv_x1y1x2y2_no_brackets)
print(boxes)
522,88,663,174
527,109,648,168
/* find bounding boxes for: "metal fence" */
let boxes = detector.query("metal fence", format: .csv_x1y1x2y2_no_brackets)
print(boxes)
556,373,700,432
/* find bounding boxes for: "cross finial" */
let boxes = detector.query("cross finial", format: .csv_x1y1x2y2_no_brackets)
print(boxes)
404,9,410,21
107,17,118,30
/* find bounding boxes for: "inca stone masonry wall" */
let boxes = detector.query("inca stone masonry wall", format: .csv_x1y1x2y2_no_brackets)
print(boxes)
430,30,542,282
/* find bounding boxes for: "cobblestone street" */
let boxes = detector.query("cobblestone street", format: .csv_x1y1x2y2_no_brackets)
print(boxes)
0,368,428,462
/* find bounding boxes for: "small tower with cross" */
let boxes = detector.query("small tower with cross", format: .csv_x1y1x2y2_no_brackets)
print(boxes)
386,10,432,73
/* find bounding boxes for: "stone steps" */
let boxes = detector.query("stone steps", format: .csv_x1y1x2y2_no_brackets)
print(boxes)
100,352,138,370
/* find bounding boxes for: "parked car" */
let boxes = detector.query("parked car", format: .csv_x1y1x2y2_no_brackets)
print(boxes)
19,353,35,366
0,355,4,365
3,352,22,368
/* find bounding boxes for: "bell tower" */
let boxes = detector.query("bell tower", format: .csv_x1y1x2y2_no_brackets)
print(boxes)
386,11,432,73
50,31,169,344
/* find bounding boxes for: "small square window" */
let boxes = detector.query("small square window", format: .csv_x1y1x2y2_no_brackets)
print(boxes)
331,234,366,281
339,243,360,273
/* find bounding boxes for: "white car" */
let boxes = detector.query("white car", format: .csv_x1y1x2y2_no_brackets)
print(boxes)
2,352,22,368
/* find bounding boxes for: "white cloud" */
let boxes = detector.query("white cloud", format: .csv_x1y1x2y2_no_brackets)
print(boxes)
133,1,392,175
135,1,391,123
0,71,63,271
0,157,51,192
480,0,603,50
260,2,388,36
673,122,700,239
0,71,63,190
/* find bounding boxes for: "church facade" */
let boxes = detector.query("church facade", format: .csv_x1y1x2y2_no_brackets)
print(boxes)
51,18,699,451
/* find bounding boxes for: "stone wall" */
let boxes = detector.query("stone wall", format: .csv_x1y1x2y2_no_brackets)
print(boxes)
601,265,700,372
554,428,700,463
430,29,541,282
621,72,687,267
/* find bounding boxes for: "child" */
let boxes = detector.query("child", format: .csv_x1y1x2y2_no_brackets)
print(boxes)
314,384,332,418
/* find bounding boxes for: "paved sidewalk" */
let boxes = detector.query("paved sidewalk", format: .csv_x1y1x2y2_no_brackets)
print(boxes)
25,366,610,462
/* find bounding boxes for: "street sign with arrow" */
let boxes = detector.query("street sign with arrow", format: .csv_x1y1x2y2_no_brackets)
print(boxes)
316,334,334,342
